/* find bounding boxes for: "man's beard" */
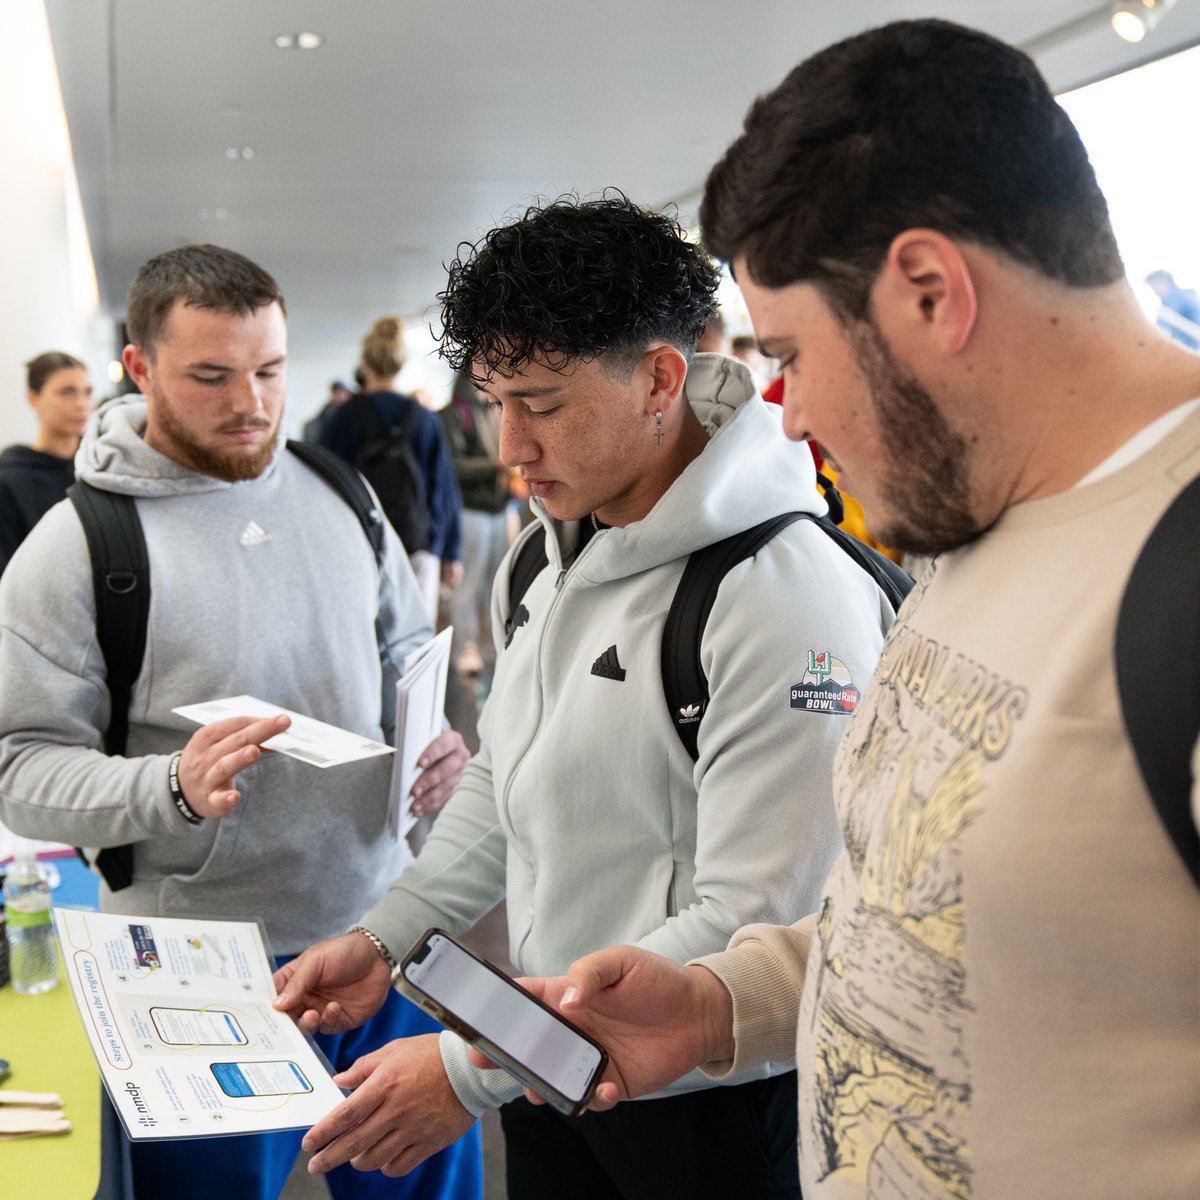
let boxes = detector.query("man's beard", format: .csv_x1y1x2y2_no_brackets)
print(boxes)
845,318,983,557
151,394,279,482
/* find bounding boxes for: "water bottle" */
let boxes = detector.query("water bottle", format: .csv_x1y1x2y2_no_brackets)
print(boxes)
3,848,58,994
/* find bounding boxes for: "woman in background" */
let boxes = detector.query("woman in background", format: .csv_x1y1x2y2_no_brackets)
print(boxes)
0,351,94,575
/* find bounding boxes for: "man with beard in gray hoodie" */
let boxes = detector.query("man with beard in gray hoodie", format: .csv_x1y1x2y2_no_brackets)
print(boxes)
0,244,483,1200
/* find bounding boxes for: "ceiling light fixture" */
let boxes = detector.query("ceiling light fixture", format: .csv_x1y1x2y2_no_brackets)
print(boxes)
225,147,254,161
273,32,323,50
1110,0,1180,43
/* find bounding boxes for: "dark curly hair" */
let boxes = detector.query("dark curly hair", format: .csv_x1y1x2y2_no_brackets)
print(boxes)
437,192,719,380
701,19,1123,321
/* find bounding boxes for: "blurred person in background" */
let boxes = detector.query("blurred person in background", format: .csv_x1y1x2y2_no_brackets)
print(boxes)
319,317,463,620
440,371,511,676
0,351,94,575
1146,268,1200,350
694,309,727,353
303,377,356,442
730,333,771,392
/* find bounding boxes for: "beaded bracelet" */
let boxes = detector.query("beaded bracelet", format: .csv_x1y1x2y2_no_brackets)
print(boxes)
348,925,398,971
168,753,203,825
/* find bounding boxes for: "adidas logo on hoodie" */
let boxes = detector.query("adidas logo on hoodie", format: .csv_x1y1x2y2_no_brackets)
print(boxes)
590,645,626,682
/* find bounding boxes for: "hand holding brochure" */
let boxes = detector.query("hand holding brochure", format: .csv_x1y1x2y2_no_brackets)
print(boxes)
388,628,453,838
55,909,344,1140
172,695,394,768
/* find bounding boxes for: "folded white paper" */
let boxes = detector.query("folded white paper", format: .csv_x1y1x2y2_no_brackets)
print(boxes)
388,628,453,837
172,695,393,768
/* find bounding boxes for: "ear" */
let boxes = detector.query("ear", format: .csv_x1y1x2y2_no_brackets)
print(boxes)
875,229,978,355
123,344,152,393
638,344,689,417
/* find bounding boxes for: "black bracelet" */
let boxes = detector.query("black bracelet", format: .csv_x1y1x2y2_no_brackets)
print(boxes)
168,753,202,825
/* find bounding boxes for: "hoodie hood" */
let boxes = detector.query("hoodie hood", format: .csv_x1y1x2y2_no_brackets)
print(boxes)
76,394,285,498
533,353,824,583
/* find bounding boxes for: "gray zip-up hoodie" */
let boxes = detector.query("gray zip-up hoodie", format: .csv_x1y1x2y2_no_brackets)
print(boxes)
358,355,897,1111
0,397,431,953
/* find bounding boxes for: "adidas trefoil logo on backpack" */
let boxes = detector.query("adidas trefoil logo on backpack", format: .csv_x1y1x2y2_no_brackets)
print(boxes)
590,645,626,682
239,521,271,547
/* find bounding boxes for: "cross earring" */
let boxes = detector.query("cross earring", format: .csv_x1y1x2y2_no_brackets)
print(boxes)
655,410,663,447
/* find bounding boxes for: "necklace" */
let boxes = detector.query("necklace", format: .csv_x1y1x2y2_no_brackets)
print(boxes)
590,512,600,532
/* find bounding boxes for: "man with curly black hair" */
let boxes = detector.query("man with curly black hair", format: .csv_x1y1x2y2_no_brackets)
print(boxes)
275,194,895,1196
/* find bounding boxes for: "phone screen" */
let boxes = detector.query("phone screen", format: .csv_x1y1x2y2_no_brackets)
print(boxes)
210,1060,313,1098
402,932,603,1104
151,1006,248,1046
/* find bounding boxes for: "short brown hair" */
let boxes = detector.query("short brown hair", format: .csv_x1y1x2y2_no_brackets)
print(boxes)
126,243,286,353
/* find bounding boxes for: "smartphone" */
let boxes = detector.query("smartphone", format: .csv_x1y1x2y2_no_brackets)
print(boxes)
396,929,607,1117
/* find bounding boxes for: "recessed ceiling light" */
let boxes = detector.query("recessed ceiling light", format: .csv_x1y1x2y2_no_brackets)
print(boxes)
225,147,254,161
273,32,323,50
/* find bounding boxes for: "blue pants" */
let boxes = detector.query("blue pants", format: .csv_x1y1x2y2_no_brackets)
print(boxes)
128,978,483,1200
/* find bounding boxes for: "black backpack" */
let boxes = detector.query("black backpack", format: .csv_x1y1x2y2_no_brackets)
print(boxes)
66,441,384,891
1115,472,1200,887
350,393,431,554
505,502,914,763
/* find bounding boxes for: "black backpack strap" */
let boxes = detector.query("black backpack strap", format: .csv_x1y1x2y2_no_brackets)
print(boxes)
286,440,385,565
1115,474,1200,887
67,481,151,892
505,528,549,647
662,511,914,762
806,514,914,614
815,471,846,527
663,513,807,762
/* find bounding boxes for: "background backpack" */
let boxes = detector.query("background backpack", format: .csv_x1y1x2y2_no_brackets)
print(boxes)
66,441,384,891
350,393,430,554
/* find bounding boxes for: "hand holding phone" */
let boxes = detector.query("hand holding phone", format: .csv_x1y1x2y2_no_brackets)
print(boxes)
468,943,738,1112
396,929,608,1117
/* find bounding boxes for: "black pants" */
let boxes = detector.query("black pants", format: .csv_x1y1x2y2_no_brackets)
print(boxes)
500,1073,801,1200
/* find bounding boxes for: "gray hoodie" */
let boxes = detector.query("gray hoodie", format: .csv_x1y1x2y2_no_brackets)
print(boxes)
358,355,897,1111
0,397,431,953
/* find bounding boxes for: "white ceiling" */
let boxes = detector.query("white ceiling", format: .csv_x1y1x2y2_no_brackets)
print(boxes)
45,0,1200,364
